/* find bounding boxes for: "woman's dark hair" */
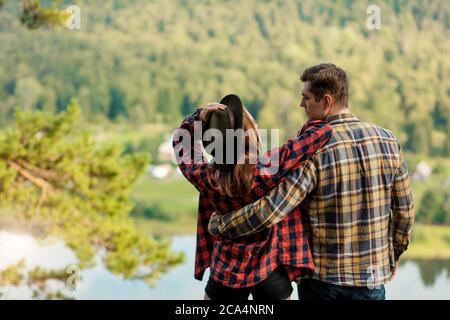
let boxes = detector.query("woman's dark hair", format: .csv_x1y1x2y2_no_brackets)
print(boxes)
208,108,260,197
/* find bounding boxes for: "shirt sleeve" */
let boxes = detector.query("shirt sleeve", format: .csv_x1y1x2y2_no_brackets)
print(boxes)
172,109,211,193
390,144,415,261
251,121,332,194
208,159,318,238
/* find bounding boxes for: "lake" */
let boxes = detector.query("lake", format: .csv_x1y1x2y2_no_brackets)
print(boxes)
0,230,449,300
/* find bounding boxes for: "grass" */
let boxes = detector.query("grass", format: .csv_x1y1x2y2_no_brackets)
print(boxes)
127,175,450,259
129,175,450,259
93,124,450,226
88,122,170,145
133,216,197,235
130,173,450,257
405,224,450,260
404,153,450,215
130,175,199,235
2,174,450,257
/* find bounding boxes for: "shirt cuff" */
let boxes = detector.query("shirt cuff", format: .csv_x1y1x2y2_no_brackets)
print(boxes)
208,212,223,237
394,244,408,261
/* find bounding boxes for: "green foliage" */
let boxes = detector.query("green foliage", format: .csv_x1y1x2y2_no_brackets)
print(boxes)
0,258,76,299
123,133,165,165
406,224,450,260
19,0,70,29
0,101,184,298
0,0,447,298
405,120,433,155
0,259,25,286
131,202,174,222
447,123,450,156
0,0,448,155
417,189,450,224
433,162,450,177
108,86,127,121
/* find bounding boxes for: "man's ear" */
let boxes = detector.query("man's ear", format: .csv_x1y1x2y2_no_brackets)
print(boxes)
323,94,334,112
324,94,334,108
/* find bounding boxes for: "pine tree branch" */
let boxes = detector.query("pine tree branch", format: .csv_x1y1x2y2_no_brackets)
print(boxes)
6,160,53,222
7,160,54,191
17,159,69,182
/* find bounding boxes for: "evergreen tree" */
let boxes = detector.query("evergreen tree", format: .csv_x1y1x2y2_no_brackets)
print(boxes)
0,100,184,298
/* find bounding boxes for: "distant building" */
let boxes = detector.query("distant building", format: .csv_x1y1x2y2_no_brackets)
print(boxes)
442,179,450,190
158,135,174,163
412,160,432,181
148,164,173,179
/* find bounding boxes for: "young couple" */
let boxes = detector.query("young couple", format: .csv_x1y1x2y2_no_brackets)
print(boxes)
173,63,414,300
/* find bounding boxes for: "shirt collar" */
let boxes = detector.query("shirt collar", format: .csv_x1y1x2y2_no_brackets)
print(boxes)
326,112,360,124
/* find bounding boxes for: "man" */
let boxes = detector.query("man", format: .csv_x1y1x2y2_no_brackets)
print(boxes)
208,63,414,300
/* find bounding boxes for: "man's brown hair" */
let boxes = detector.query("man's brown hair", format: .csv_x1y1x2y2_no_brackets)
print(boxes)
300,63,349,107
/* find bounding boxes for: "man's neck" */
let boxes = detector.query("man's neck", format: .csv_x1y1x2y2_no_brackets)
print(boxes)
325,107,351,122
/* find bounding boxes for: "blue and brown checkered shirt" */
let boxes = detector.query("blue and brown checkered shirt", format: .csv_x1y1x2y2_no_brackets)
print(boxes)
209,113,414,287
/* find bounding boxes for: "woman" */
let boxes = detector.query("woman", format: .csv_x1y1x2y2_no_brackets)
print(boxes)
173,94,332,300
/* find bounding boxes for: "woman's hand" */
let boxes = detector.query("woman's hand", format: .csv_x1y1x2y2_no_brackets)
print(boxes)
199,102,227,122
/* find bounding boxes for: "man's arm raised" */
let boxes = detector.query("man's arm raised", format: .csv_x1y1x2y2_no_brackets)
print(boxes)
208,159,317,238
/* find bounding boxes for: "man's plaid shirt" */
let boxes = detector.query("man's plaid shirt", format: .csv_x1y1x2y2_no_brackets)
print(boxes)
173,109,332,288
209,113,414,287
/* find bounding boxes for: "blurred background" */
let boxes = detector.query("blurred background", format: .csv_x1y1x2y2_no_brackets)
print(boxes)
0,0,449,299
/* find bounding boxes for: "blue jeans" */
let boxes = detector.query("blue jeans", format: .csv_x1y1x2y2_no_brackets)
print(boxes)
298,278,386,300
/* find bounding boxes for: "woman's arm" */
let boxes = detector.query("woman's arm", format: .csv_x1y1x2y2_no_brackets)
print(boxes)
196,119,332,216
172,108,210,192
251,120,332,196
172,104,227,192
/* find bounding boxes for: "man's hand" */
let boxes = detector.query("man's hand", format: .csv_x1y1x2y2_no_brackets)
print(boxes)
199,102,227,122
390,261,399,281
208,211,223,237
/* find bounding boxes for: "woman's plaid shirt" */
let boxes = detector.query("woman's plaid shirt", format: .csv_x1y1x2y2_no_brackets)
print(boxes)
173,109,332,288
209,113,414,288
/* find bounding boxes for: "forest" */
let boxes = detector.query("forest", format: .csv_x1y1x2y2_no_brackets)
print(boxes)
3,0,449,225
0,0,448,156
0,0,449,299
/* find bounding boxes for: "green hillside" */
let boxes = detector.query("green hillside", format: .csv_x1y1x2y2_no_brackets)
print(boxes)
0,0,449,156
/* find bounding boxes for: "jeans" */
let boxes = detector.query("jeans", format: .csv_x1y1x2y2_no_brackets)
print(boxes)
298,278,386,300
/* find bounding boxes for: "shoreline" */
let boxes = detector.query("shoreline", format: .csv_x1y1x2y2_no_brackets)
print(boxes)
1,211,449,260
